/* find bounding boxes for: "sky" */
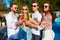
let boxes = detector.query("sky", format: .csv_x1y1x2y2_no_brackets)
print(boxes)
3,0,31,8
3,0,12,8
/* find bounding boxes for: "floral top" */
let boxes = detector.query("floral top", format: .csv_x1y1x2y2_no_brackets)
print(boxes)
40,13,52,30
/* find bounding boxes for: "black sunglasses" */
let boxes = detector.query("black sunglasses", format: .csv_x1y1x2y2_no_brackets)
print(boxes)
22,9,28,10
32,5,37,7
43,6,48,8
15,7,18,9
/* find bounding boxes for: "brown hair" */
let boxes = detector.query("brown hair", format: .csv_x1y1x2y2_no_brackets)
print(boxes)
32,1,39,6
10,3,17,8
41,2,56,23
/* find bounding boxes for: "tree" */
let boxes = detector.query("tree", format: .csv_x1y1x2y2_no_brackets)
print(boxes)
0,0,6,12
13,0,60,12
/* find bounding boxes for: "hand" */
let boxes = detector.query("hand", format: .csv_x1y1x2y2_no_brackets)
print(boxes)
38,26,43,30
16,19,24,25
16,21,19,25
19,19,24,24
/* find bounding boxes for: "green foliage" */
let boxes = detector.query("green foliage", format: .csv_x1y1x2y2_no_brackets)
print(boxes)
0,0,6,12
2,16,6,22
0,0,60,12
0,0,60,13
13,0,60,13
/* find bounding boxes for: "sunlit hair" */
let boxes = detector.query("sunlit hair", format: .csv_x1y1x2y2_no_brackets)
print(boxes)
41,2,56,23
21,5,29,14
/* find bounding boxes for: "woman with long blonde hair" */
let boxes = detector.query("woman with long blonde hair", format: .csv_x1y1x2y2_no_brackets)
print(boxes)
18,5,32,40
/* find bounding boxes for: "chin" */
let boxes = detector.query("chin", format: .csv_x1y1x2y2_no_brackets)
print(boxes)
14,12,17,13
44,9,49,12
33,9,35,11
44,10,48,12
15,11,17,12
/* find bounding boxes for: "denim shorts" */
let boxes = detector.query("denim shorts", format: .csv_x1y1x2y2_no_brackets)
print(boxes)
18,27,32,40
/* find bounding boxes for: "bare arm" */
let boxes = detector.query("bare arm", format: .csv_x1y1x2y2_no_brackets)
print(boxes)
25,19,39,28
29,18,41,26
40,14,52,29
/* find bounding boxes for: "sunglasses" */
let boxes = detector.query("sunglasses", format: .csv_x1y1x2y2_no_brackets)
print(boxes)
22,9,28,10
32,5,37,7
15,7,18,9
43,6,48,8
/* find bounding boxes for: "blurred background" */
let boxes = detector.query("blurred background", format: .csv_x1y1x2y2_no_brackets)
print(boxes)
0,0,60,40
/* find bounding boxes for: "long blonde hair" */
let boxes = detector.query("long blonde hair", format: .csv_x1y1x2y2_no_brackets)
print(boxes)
21,5,29,14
